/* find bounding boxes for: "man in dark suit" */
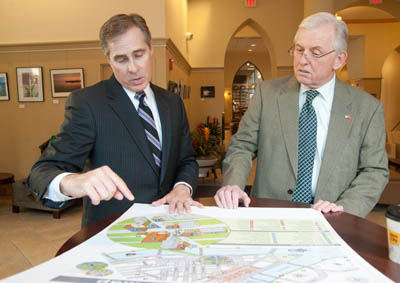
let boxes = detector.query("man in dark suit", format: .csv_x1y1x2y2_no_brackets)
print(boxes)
215,12,388,217
28,14,202,227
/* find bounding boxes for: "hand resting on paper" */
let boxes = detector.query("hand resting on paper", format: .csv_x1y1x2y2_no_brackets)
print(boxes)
214,185,251,209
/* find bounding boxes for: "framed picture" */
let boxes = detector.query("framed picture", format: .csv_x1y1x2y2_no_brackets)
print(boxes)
183,85,190,99
0,73,10,101
201,86,215,98
178,79,183,98
16,67,44,102
50,68,84,97
168,80,178,94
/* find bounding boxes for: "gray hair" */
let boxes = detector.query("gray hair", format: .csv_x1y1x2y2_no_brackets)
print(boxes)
99,13,152,57
294,12,348,54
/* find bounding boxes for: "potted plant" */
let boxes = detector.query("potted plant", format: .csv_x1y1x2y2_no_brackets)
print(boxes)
191,117,222,177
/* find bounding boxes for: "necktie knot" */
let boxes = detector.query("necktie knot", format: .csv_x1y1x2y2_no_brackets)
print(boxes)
305,89,319,104
135,91,146,102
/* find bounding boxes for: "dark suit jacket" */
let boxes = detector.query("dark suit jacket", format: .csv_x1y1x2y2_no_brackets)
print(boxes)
223,76,389,217
28,75,198,227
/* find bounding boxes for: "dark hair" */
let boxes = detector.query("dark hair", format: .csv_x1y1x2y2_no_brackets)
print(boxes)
99,13,152,56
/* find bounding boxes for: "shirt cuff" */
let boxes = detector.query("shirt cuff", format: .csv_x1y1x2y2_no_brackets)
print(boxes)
44,172,76,201
173,182,193,196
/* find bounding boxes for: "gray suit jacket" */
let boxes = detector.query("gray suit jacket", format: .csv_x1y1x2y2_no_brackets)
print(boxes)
28,75,198,227
223,76,388,217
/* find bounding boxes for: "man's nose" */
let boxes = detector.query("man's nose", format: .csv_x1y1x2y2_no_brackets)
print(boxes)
128,60,138,73
298,52,310,64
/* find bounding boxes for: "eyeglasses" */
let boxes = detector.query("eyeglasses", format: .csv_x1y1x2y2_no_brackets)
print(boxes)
288,45,335,59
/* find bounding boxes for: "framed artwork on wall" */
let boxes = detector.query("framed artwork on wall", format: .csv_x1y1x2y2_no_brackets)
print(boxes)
200,86,215,98
167,80,178,94
50,68,85,97
178,79,183,98
16,67,44,102
0,73,10,101
182,85,190,99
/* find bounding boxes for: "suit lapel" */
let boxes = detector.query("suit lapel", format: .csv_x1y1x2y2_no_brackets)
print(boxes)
105,76,159,176
315,79,353,196
152,84,171,182
278,77,300,176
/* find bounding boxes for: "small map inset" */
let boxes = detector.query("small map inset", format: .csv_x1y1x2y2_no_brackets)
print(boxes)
107,214,229,252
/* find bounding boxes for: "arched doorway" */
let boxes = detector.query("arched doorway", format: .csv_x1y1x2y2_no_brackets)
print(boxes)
232,61,263,122
223,19,275,129
381,46,400,145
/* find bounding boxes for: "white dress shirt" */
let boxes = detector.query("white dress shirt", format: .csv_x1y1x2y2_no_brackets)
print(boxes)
299,75,336,196
45,84,191,201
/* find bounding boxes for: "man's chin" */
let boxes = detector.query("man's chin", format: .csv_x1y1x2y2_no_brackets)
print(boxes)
295,74,312,86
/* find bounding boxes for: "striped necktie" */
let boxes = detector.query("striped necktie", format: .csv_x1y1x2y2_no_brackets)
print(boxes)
135,91,162,172
292,89,319,203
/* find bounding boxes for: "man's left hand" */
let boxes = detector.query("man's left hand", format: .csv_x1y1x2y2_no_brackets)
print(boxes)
152,184,204,214
313,200,344,214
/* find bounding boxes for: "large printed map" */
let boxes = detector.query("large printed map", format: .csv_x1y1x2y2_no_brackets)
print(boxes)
3,204,393,283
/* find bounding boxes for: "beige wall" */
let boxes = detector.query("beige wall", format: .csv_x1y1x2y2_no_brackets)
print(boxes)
0,42,108,179
187,0,303,68
189,69,225,130
165,40,192,125
382,49,400,134
348,22,400,77
0,0,166,44
165,0,189,60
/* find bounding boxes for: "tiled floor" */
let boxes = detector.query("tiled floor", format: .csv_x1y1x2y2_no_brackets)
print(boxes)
0,130,389,280
0,196,82,280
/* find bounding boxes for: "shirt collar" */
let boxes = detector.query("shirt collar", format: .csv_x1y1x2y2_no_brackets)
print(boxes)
300,74,336,102
122,84,153,100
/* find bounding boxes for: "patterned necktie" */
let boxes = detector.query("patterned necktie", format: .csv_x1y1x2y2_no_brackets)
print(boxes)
135,91,162,172
292,89,319,203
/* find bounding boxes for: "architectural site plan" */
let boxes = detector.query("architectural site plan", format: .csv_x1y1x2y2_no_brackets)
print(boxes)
2,204,393,283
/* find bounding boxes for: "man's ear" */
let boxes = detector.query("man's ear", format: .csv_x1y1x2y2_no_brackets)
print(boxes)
333,51,347,70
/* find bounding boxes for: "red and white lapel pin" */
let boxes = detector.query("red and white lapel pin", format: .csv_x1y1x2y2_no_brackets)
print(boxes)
345,115,352,120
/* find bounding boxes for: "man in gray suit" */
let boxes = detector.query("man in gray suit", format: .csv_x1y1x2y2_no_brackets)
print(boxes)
29,14,202,227
215,12,388,217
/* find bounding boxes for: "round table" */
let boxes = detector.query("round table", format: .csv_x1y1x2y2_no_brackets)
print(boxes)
56,197,400,282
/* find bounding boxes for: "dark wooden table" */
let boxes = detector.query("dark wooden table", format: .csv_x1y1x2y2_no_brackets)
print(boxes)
0,172,15,196
389,158,400,171
57,197,400,282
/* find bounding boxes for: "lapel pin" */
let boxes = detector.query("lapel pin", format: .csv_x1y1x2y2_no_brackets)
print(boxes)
345,115,352,120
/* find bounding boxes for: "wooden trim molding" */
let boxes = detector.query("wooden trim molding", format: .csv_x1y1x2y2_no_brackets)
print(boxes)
191,67,224,73
0,40,101,53
343,18,398,24
166,39,191,74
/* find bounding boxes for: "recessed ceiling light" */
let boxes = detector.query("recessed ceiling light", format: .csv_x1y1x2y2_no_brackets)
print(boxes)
248,49,253,52
250,43,256,47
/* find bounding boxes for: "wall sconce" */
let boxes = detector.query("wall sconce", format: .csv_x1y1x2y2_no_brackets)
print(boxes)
186,32,194,40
